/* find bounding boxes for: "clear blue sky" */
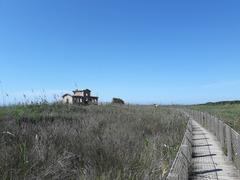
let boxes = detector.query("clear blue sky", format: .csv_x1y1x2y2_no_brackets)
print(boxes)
0,0,240,104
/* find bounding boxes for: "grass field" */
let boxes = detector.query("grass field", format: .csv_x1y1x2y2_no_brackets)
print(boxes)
191,103,240,133
0,103,187,180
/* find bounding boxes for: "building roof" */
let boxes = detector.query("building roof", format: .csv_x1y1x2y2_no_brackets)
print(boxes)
62,93,72,98
72,94,84,97
63,89,97,98
73,89,83,93
72,95,98,98
73,89,91,93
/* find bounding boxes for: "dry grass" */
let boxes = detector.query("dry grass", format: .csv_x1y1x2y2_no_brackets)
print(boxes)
191,103,240,133
0,103,187,179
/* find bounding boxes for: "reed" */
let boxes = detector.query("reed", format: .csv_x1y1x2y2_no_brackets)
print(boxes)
0,103,187,179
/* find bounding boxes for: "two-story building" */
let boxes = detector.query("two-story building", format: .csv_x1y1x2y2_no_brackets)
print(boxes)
62,89,98,105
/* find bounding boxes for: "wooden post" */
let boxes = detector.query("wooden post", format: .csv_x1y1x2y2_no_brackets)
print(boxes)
215,118,219,138
219,121,225,148
237,134,240,168
202,113,205,127
226,125,233,161
212,116,215,133
208,114,211,131
202,113,205,126
213,118,216,135
182,145,190,164
211,116,214,133
197,111,200,123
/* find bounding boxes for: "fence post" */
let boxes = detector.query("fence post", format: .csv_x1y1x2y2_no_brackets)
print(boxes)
206,114,208,128
203,113,206,127
213,117,216,135
182,144,190,164
181,144,190,179
202,112,205,126
215,118,219,139
198,111,200,124
209,114,211,130
208,114,211,131
219,121,224,148
212,116,215,133
226,125,233,161
237,134,240,168
213,117,216,134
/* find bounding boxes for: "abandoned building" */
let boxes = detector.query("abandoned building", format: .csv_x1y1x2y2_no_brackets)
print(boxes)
62,89,98,105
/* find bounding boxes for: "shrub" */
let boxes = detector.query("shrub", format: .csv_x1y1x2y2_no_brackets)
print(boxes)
112,98,125,105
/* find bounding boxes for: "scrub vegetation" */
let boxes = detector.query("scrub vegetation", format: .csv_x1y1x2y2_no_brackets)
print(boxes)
0,103,187,180
191,102,240,133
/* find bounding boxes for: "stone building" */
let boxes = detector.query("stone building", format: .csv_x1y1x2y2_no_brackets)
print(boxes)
62,89,98,105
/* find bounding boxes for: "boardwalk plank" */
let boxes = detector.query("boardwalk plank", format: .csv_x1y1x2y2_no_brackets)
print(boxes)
190,120,240,180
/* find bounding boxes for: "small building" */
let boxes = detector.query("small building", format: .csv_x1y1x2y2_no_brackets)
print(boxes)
62,94,73,104
62,89,98,105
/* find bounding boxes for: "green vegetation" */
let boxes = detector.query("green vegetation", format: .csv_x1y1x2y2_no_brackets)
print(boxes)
112,98,125,105
191,103,240,133
0,103,187,180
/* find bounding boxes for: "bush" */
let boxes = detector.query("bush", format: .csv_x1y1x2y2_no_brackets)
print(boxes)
112,98,125,105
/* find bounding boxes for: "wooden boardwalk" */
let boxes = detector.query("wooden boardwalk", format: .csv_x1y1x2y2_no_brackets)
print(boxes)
190,120,240,180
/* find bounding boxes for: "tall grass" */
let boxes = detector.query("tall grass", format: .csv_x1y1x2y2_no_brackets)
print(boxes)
0,103,187,179
191,103,240,133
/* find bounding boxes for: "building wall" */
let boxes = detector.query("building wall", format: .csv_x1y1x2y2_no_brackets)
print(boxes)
63,95,73,104
74,91,84,96
62,90,97,105
83,90,91,97
72,96,98,105
73,97,83,104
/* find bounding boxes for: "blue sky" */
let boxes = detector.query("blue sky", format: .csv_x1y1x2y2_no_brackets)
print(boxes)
0,0,240,104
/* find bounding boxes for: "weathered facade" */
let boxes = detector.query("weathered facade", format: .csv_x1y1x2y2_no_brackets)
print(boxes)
62,94,73,104
62,89,98,105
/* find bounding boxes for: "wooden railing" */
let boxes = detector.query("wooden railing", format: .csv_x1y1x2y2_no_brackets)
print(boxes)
189,110,240,170
167,109,240,179
167,114,192,180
